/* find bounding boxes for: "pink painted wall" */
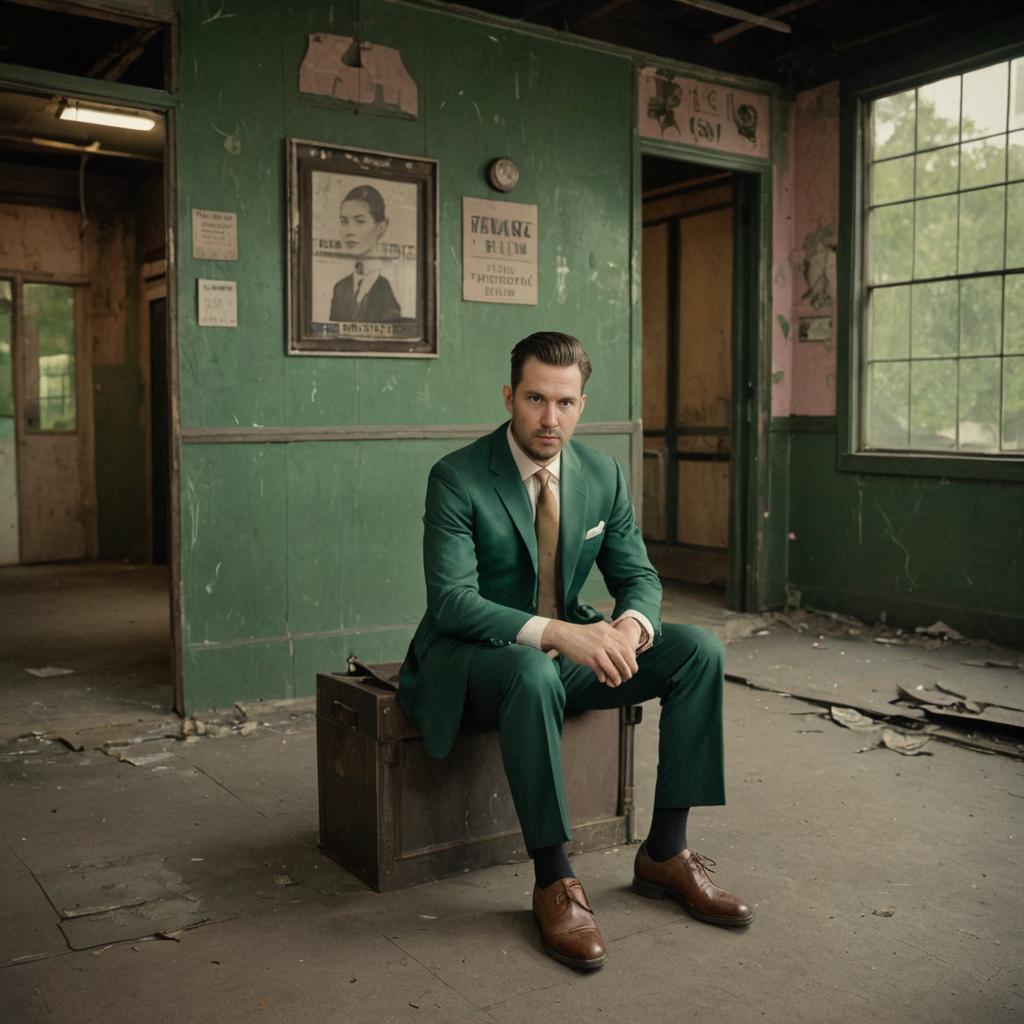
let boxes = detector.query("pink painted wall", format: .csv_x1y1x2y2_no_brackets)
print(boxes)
771,100,796,417
788,82,840,416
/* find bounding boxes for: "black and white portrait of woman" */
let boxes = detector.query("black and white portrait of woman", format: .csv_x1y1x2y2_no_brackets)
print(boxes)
309,169,418,331
289,140,437,357
329,185,401,323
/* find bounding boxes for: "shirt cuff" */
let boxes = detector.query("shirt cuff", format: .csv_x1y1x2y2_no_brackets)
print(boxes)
516,615,551,650
614,610,655,653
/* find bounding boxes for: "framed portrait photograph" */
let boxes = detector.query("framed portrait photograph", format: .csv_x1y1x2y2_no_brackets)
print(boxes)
287,139,438,357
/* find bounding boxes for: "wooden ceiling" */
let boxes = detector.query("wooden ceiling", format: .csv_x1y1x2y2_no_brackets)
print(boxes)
447,0,1023,90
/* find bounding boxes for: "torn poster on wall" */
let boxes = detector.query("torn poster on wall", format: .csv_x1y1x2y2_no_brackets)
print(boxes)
462,197,538,306
299,34,417,117
637,67,770,160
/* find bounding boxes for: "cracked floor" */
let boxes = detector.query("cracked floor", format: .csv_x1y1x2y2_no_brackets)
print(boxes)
1,565,1021,1023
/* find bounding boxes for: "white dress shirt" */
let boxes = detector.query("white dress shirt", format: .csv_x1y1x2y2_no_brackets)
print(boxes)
506,426,654,654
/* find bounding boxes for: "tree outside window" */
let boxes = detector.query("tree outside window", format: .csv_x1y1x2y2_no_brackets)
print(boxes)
863,55,1024,455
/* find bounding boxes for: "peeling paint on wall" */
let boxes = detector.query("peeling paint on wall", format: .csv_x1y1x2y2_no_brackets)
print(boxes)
299,34,418,117
770,98,796,417
555,250,570,305
790,81,840,416
799,223,835,310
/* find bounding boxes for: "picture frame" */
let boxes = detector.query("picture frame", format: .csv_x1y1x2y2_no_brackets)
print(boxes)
286,139,438,357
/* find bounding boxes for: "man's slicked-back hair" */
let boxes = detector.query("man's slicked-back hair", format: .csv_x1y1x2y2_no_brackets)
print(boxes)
510,332,592,391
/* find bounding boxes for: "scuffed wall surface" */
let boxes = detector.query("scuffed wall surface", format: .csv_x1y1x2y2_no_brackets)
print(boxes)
770,99,795,418
0,205,87,278
790,83,839,416
786,430,1023,645
177,0,636,710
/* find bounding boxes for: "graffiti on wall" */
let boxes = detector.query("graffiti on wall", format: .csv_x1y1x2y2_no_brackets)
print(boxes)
637,67,770,160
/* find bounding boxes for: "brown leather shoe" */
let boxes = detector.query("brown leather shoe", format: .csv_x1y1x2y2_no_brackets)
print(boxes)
532,877,607,970
632,844,753,927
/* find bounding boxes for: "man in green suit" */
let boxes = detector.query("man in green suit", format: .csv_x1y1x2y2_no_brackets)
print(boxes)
400,332,751,970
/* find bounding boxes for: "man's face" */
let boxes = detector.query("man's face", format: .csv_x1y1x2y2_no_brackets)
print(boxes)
503,356,587,464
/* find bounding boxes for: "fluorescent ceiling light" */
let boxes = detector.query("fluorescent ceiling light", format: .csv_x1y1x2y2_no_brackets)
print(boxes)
59,104,156,132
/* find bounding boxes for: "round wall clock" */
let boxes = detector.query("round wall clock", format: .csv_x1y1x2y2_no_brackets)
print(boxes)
488,157,519,193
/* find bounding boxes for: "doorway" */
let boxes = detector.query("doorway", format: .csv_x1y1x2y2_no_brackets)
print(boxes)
0,1,177,712
640,153,764,610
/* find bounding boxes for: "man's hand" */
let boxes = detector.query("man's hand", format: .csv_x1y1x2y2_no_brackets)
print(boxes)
613,616,643,651
541,620,639,687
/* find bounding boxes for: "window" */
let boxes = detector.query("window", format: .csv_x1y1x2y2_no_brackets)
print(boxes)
861,55,1024,456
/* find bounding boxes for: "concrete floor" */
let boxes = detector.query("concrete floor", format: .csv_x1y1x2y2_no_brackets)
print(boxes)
1,565,1022,1023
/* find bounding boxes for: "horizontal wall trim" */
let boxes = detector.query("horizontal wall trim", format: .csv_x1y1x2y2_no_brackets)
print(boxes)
0,60,178,110
186,622,418,653
770,416,838,434
180,421,638,444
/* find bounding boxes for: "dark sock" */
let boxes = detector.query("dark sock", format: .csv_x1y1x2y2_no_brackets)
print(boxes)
645,807,690,862
531,843,574,889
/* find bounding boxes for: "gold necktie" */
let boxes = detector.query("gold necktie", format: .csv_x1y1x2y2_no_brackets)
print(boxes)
535,468,559,619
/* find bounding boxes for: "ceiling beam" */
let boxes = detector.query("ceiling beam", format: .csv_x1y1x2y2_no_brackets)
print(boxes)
710,0,820,44
571,0,633,30
672,0,792,34
86,26,159,82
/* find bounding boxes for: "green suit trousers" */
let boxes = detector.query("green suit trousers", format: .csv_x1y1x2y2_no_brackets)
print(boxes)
464,622,726,850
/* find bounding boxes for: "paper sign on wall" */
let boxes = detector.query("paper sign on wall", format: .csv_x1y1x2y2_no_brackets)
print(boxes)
197,279,238,327
192,209,238,261
462,197,538,305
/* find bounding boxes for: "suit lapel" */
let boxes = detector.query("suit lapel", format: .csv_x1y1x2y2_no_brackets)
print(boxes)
489,426,538,572
559,441,588,598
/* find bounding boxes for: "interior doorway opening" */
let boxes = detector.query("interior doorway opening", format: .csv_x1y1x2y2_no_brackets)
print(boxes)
640,153,747,607
0,67,173,714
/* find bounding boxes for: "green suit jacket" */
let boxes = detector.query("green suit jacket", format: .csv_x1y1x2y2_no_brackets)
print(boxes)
398,422,662,759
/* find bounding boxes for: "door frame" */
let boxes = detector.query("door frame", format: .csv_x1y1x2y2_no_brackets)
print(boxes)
634,140,773,612
140,259,167,565
0,31,182,711
3,273,97,563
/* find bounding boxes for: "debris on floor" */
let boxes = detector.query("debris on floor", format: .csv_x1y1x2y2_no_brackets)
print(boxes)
827,706,933,755
180,696,315,744
879,729,933,756
24,666,76,678
962,657,1024,671
110,750,175,768
915,620,964,641
766,606,994,654
37,853,208,950
830,706,880,732
892,684,1024,738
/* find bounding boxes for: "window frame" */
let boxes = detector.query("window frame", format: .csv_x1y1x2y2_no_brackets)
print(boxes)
837,32,1024,482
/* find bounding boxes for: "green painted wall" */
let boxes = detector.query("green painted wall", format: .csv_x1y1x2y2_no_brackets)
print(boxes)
176,0,637,710
774,419,1024,647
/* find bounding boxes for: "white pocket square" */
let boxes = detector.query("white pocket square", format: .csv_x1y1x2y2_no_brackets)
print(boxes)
584,521,606,540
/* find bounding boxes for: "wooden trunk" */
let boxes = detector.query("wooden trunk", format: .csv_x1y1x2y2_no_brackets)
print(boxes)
316,662,640,892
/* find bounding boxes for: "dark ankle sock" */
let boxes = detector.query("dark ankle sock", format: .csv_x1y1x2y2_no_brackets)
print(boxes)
645,807,690,862
530,843,574,889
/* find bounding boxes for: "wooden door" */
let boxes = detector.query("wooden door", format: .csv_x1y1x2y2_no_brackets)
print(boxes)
642,182,733,587
15,281,94,563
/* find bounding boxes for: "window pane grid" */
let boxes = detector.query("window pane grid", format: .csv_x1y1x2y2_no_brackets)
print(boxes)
862,55,1024,456
866,174,1024,210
